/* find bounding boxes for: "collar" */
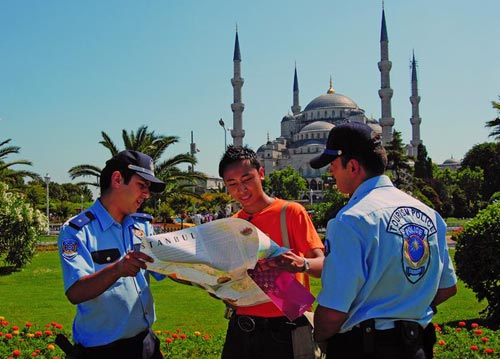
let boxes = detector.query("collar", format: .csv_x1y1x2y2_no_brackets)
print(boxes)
91,199,121,231
349,175,394,203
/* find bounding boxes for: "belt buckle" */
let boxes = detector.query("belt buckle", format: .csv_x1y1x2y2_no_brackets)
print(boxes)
237,316,256,332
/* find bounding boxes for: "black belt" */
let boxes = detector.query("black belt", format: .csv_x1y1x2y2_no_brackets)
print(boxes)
77,329,148,353
233,314,309,332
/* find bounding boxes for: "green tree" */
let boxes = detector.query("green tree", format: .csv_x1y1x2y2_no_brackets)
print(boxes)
455,201,500,322
263,166,307,200
69,126,205,199
0,182,46,267
485,97,500,140
385,130,412,190
461,142,500,200
413,143,433,180
0,139,40,186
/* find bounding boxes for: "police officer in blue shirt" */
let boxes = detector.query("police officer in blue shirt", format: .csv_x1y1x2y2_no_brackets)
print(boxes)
310,122,457,359
58,150,166,359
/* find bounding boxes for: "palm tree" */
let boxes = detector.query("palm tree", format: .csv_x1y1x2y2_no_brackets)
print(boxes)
485,98,500,141
69,126,205,196
0,139,40,185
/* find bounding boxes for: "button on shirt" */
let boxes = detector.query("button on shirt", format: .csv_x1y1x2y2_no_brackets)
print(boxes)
58,200,155,347
317,175,457,332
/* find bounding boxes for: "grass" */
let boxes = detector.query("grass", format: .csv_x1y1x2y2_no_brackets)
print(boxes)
0,248,489,334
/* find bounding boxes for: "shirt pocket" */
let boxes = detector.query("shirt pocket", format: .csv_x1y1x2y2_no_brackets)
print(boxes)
91,248,121,264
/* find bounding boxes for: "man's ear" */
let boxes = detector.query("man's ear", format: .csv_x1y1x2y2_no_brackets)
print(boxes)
110,171,123,188
258,166,265,180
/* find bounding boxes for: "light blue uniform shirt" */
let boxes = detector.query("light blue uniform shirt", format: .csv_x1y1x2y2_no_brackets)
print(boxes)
317,175,457,332
58,200,156,347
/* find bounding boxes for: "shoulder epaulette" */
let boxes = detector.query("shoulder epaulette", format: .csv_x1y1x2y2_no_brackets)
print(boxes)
69,211,96,230
131,212,153,222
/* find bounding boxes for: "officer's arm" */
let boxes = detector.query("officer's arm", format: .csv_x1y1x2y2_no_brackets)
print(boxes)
314,305,348,342
66,251,153,304
431,284,457,308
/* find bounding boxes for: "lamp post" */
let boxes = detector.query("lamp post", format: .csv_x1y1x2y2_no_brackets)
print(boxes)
80,193,84,212
44,173,51,235
310,188,314,206
219,118,227,150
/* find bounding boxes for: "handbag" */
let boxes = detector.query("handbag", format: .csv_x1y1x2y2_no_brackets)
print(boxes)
280,203,325,359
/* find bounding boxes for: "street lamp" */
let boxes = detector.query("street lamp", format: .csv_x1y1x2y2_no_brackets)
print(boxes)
310,188,314,206
44,173,51,235
219,118,227,150
80,193,84,212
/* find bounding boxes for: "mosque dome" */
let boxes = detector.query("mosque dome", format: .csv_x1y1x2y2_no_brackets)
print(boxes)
304,92,359,112
443,157,461,165
300,121,334,133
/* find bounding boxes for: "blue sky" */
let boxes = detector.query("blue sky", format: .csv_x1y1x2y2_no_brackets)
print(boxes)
1,0,499,186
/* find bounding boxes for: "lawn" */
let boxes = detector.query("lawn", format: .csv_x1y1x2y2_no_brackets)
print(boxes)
0,248,488,331
0,248,496,358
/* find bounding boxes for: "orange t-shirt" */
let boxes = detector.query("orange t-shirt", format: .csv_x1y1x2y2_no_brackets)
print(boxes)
234,198,323,317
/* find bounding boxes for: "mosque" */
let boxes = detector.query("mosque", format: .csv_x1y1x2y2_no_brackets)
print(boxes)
225,8,446,202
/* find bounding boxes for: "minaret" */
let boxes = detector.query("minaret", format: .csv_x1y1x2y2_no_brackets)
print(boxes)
409,51,422,157
231,28,245,146
378,6,395,145
291,64,301,115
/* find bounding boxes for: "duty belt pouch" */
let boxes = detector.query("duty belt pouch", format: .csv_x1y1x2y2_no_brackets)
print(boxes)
396,320,422,355
359,319,375,355
291,312,325,359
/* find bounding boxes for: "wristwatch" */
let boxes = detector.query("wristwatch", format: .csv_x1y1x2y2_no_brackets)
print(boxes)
299,257,310,273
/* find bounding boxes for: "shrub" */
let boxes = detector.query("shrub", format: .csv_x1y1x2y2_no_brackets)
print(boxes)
0,181,47,267
455,201,500,322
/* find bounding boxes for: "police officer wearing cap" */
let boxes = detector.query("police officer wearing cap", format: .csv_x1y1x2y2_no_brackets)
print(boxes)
310,122,457,358
58,150,166,359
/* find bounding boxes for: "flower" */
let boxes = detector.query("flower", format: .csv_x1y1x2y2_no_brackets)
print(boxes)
471,323,479,328
25,322,33,328
34,331,42,337
12,350,21,357
456,327,462,332
485,348,495,354
481,336,489,342
194,331,201,336
180,334,187,339
12,326,19,331
470,345,479,351
44,330,53,336
458,321,466,327
202,334,210,339
172,333,179,339
434,326,442,332
155,330,162,335
6,333,13,339
438,340,446,345
47,344,55,350
55,323,63,329
165,338,172,343
474,329,483,335
176,328,182,333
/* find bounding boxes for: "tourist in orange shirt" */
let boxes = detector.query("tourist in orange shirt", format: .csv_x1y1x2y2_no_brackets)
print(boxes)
218,145,324,359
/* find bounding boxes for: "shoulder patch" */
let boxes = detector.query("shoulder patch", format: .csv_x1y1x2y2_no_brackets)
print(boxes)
131,212,153,221
387,206,436,284
61,239,78,259
69,211,96,230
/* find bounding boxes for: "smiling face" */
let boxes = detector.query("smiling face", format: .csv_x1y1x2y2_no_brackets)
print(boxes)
103,171,152,223
329,157,363,196
222,159,268,213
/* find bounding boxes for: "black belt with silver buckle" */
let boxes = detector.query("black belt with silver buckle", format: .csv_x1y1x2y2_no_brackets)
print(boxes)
234,315,309,333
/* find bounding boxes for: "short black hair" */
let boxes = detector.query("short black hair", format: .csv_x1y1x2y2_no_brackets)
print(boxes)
339,137,388,177
218,145,262,178
99,160,134,196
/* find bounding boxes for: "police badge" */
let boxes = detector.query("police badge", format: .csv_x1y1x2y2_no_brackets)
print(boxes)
387,206,436,284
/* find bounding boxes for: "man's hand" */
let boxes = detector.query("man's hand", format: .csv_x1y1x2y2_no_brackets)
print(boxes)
115,251,154,277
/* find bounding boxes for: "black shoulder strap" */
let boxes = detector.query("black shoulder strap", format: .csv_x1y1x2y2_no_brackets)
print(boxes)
69,211,95,230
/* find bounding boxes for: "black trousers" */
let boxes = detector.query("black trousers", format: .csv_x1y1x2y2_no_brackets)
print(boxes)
76,330,163,359
326,323,436,359
221,314,309,359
